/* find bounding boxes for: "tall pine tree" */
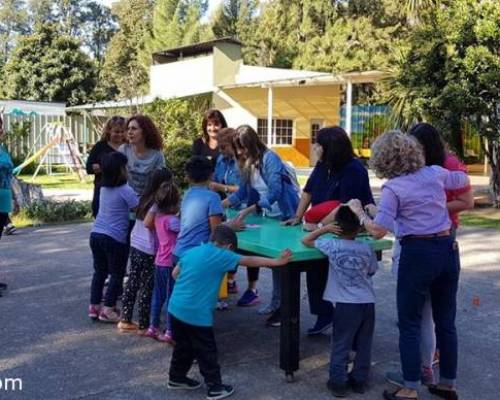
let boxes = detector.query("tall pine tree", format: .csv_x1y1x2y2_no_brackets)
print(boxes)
210,0,258,64
0,0,28,64
100,0,153,99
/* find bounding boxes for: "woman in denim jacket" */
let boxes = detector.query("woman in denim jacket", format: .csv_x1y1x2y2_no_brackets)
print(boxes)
222,125,300,326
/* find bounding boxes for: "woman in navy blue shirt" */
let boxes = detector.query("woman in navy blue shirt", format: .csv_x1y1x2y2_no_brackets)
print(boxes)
283,126,374,334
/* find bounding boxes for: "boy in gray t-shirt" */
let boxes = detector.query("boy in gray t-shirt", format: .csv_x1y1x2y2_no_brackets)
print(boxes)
302,205,378,397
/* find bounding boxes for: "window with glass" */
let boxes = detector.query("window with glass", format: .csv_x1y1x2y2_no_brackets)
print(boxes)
257,118,294,145
310,120,324,144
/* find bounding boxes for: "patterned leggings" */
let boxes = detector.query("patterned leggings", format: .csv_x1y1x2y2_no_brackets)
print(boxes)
121,247,155,329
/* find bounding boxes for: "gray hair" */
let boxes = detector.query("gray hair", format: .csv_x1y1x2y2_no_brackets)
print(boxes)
369,130,425,179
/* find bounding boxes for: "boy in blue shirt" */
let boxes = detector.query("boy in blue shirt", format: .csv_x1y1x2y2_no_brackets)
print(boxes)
173,156,226,258
167,225,292,400
302,206,378,397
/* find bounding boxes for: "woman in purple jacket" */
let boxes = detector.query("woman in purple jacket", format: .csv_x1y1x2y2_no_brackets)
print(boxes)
348,131,468,400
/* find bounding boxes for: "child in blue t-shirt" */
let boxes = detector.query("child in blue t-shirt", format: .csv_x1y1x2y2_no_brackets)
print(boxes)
302,206,378,397
173,156,225,258
167,225,292,400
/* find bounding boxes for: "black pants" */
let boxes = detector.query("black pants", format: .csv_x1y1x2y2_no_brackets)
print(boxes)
0,212,7,239
169,316,222,387
89,232,129,307
121,248,155,329
306,258,334,316
330,303,375,384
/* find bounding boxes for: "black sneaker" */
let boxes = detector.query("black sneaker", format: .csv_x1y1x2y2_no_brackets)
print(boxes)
207,384,234,400
348,375,366,394
266,308,281,327
167,376,202,390
307,314,333,335
326,379,348,397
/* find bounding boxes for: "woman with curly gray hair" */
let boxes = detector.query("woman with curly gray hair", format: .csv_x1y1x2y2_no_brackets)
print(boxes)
347,131,469,400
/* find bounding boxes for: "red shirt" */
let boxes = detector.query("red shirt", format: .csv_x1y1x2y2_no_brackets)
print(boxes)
444,154,471,227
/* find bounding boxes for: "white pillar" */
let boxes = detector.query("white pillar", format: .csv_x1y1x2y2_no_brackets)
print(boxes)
267,86,273,147
346,80,353,137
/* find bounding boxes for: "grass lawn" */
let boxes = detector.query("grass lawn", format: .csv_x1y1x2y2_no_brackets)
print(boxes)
16,173,93,190
11,213,91,228
461,208,500,230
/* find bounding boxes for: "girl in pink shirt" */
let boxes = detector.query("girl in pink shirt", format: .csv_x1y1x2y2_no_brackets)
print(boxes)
144,181,181,343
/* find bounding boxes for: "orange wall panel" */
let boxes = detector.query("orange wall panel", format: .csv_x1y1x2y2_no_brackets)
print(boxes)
273,146,310,168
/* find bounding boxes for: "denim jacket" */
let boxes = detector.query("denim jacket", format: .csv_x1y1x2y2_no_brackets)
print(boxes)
227,150,300,220
213,154,241,187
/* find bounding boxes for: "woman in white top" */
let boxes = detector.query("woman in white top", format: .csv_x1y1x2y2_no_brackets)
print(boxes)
222,125,300,326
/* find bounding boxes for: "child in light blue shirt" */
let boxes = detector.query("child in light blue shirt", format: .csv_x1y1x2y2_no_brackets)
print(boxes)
168,225,292,400
302,205,378,397
173,156,224,258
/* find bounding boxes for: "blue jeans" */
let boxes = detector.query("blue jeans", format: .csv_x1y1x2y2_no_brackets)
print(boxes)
89,233,129,307
330,303,375,383
150,266,175,331
398,236,460,389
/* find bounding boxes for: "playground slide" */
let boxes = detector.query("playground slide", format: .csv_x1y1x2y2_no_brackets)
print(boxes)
12,139,58,175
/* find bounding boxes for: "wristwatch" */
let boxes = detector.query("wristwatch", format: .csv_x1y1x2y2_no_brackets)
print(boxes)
317,222,324,229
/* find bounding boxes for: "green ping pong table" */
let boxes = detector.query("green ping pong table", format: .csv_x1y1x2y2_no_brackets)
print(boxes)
232,212,393,382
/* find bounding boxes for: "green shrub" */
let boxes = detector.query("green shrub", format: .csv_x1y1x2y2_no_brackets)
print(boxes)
143,95,211,189
24,200,92,223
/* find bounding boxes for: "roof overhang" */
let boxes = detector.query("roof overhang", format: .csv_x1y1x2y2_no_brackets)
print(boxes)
65,95,155,112
220,70,385,90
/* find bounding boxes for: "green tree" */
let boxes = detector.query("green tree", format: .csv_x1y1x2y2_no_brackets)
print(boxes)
2,23,97,105
54,0,83,36
80,1,117,66
143,95,211,188
210,0,258,63
146,0,209,55
100,0,153,99
211,0,257,38
0,0,29,63
387,0,500,204
250,0,301,67
27,0,54,28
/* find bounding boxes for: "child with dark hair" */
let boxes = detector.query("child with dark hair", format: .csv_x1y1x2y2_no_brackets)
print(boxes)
86,115,126,217
302,206,378,397
142,181,181,343
173,156,225,259
89,152,139,322
167,224,292,399
118,168,172,334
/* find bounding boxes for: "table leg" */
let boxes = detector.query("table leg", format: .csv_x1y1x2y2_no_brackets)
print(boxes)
280,262,301,382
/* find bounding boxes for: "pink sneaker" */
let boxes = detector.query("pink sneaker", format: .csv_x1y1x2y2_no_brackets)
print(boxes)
98,306,121,323
142,326,160,340
158,330,175,345
88,304,101,320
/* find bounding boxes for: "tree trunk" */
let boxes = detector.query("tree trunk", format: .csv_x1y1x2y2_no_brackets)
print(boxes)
482,138,500,208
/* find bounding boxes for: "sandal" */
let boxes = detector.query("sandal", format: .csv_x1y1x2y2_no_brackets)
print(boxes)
428,385,458,400
383,389,418,400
